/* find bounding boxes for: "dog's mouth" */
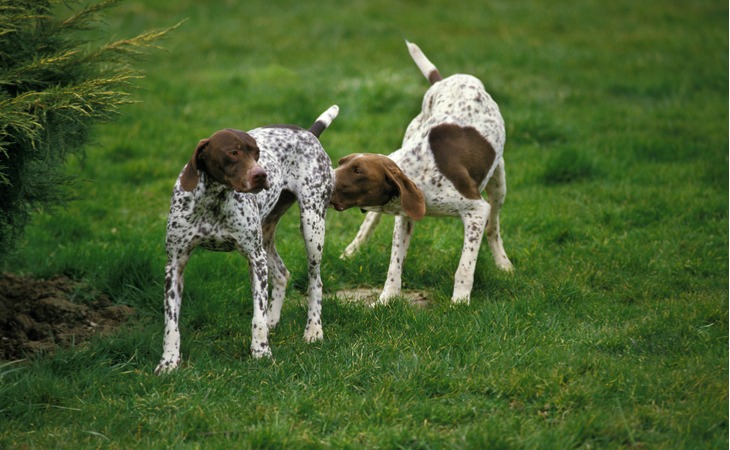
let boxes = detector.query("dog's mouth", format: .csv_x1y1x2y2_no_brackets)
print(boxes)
244,185,267,194
231,179,270,194
330,200,349,211
250,179,271,193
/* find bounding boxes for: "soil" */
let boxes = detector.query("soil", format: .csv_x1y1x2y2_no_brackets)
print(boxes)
0,273,135,360
0,276,427,360
335,288,430,308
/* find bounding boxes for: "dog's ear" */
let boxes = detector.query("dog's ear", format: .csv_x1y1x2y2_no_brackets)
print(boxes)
180,138,209,192
384,162,426,220
337,154,358,167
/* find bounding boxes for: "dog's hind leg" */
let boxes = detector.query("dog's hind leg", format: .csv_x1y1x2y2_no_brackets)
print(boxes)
299,204,327,342
262,191,297,329
453,200,491,304
485,158,513,272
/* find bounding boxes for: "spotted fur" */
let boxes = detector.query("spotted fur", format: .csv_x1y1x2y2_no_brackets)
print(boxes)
155,105,338,374
332,42,512,304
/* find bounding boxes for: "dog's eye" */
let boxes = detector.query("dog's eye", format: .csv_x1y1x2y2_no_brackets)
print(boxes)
353,166,362,175
228,151,239,157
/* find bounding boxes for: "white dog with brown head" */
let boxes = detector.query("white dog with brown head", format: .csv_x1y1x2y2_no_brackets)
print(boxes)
331,42,512,304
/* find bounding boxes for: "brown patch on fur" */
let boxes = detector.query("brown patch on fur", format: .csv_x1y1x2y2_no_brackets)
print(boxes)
428,124,496,199
180,139,207,192
428,69,443,85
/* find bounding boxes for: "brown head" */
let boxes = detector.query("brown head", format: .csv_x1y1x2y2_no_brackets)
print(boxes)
180,129,269,193
331,153,426,220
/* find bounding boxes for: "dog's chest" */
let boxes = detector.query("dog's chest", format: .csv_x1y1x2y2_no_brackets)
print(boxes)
168,187,261,250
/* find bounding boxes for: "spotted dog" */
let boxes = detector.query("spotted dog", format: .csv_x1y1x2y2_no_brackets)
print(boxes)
331,42,513,304
156,105,338,374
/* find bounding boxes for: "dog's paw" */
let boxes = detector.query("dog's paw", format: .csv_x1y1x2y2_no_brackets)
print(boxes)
339,241,362,260
303,325,323,342
372,297,390,308
154,356,180,375
377,288,400,305
251,342,272,359
497,259,514,272
450,296,471,305
451,289,471,305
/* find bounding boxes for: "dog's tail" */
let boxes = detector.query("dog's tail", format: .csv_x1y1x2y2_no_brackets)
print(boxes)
406,40,442,85
308,105,339,138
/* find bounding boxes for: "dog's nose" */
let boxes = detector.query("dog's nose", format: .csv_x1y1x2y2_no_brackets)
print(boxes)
250,166,269,190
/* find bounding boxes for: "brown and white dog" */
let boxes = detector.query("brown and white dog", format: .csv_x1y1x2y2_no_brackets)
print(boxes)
156,106,338,373
330,42,513,304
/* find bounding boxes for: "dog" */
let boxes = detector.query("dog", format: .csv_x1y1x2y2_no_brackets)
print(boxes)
330,41,512,304
155,105,338,374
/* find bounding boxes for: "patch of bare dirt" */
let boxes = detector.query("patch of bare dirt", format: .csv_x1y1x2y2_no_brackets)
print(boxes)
0,273,135,360
335,288,430,308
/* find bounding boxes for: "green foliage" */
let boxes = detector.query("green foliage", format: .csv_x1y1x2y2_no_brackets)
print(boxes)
0,0,176,260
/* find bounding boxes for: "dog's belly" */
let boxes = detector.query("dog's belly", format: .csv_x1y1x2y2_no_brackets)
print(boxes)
199,238,236,252
416,170,487,217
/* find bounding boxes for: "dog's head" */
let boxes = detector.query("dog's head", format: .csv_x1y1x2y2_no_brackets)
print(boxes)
331,153,425,220
180,129,269,193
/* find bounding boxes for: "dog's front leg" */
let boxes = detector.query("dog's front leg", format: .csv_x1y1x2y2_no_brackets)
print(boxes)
249,247,272,358
378,215,414,304
156,252,189,374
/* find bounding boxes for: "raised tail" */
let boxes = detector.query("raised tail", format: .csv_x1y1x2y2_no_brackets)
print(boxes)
406,40,442,85
308,105,339,138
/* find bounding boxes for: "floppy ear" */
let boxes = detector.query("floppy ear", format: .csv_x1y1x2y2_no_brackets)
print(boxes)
180,138,209,192
383,162,426,220
337,154,358,167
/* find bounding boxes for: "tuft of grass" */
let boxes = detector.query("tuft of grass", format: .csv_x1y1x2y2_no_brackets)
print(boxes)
541,147,600,185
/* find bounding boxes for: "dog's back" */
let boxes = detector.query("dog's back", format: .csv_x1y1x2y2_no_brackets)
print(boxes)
404,42,504,157
250,105,338,218
388,44,504,201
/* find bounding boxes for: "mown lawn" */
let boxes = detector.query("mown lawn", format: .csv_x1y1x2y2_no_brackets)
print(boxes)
1,0,727,448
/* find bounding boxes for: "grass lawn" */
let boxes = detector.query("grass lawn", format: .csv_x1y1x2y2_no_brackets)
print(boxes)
1,0,727,448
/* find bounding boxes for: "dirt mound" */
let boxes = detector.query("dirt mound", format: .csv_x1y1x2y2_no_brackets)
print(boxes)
0,273,135,360
336,288,430,308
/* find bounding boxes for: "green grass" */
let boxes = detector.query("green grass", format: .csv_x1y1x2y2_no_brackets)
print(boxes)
1,0,727,448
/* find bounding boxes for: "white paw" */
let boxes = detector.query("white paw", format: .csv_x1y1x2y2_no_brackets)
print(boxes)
340,242,362,260
303,325,323,342
251,342,272,359
377,288,400,305
497,259,514,272
451,292,471,305
154,357,180,375
371,297,389,307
